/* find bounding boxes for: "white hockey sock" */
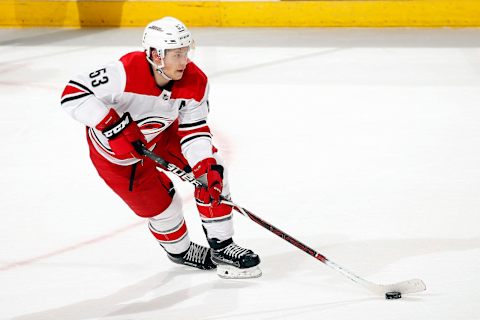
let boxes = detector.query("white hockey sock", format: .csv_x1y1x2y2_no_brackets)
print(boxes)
148,192,190,254
202,215,234,242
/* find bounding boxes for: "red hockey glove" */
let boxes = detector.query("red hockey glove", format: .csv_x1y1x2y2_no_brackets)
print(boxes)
193,158,224,206
96,109,146,159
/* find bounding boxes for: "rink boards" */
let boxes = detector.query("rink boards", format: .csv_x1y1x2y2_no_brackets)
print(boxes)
1,0,480,27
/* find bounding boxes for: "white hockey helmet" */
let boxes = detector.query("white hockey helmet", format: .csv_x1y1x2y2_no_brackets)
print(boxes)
142,16,193,61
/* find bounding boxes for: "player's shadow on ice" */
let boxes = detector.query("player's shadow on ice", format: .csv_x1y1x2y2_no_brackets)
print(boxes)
12,237,477,320
12,267,255,320
259,235,480,280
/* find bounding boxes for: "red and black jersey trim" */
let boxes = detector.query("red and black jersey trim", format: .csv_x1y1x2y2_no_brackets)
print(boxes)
178,120,211,146
61,80,94,105
69,80,93,94
180,133,212,146
88,128,113,153
61,92,91,105
178,120,207,129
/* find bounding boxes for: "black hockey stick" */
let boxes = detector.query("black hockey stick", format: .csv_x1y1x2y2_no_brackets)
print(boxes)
136,143,426,297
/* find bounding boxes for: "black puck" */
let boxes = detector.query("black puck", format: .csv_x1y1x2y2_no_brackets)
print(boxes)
385,291,402,299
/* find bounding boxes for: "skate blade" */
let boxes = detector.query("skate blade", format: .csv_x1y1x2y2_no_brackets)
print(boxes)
216,265,262,279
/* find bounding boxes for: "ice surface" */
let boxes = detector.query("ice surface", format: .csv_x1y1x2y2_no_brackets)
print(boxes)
1,27,479,320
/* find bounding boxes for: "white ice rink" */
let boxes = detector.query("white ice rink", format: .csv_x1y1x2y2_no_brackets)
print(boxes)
1,27,480,320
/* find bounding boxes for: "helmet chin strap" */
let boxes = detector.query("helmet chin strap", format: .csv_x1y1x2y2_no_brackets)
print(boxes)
155,65,172,81
146,55,172,81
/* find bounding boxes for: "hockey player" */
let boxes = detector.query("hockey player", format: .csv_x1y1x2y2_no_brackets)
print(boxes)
60,17,261,279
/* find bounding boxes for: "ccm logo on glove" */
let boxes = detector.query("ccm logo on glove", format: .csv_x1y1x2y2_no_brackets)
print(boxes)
96,108,146,159
103,113,132,138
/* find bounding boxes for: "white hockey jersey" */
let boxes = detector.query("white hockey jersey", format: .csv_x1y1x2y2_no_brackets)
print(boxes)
61,51,213,167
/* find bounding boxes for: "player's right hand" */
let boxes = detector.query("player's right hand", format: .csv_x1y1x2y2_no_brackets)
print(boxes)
96,108,146,159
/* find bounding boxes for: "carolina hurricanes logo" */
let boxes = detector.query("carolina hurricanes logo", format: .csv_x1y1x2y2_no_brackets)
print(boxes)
137,116,172,138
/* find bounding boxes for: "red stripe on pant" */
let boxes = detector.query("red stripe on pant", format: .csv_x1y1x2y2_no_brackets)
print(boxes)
150,220,188,242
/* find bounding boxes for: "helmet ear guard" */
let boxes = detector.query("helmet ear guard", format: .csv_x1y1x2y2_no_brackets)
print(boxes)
146,48,169,80
146,48,165,70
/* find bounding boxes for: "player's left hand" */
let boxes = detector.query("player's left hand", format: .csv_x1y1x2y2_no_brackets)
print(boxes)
192,157,224,206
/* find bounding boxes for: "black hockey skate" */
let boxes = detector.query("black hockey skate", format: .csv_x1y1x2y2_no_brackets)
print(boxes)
167,242,217,270
209,238,262,279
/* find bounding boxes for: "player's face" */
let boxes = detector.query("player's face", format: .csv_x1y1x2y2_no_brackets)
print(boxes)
162,47,189,80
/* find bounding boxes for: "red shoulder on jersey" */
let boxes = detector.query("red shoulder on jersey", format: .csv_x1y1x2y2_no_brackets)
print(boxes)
171,61,208,102
120,51,161,96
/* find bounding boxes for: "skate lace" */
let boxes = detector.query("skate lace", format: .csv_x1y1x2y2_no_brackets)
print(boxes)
221,243,250,259
184,243,208,264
